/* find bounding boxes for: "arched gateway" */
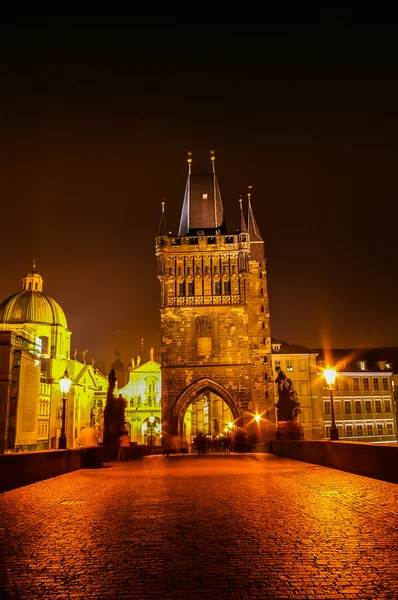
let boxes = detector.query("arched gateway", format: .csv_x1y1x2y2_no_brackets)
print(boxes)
156,152,276,451
172,378,243,439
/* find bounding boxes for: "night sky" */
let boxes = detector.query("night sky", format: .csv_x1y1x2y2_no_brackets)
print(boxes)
1,15,397,372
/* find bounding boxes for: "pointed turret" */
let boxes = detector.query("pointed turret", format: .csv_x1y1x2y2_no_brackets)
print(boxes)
158,200,168,236
178,150,226,236
239,195,247,233
247,187,265,260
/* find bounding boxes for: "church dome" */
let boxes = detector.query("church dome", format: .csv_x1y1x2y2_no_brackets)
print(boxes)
0,267,68,329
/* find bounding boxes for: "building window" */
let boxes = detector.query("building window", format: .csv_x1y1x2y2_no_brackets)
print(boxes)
360,361,366,370
178,283,185,297
346,425,353,437
373,378,379,390
214,281,221,295
382,378,389,390
286,361,293,372
202,193,208,200
355,400,362,414
363,378,369,391
29,282,32,289
298,360,305,371
365,400,372,413
275,360,280,368
344,401,351,414
367,424,373,436
377,424,383,435
187,282,194,296
299,383,308,395
357,425,363,437
261,321,265,328
385,400,391,412
324,401,331,415
325,426,331,438
375,400,382,413
223,280,230,295
387,423,393,435
264,373,268,381
353,377,359,390
342,378,349,391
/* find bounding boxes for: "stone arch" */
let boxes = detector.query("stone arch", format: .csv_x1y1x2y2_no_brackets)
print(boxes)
171,378,242,438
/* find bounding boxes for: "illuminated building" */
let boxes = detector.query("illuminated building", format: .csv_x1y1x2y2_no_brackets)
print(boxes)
271,339,321,440
0,265,107,451
156,152,275,449
117,351,162,445
316,349,397,442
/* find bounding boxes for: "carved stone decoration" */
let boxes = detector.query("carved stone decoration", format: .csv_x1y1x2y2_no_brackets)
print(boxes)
195,316,213,357
195,316,213,337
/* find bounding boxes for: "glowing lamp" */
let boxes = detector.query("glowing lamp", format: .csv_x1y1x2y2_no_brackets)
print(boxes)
255,414,261,423
324,368,337,387
59,370,72,394
58,370,72,449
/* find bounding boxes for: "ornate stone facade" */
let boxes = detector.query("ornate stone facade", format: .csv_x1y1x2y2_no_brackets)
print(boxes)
156,153,275,449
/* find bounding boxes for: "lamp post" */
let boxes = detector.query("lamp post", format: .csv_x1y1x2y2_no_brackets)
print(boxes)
324,367,339,440
149,414,155,447
58,369,72,449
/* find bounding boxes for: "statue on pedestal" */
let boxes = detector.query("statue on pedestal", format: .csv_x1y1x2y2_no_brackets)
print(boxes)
274,366,304,440
103,368,126,446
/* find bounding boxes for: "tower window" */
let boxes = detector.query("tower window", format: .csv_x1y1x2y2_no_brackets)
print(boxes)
214,281,221,295
187,282,194,296
35,282,38,290
202,193,208,200
223,281,230,295
178,283,185,297
29,282,32,290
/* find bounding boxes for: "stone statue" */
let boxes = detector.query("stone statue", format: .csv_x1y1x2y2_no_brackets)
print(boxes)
131,358,135,368
72,348,77,360
103,369,126,446
82,349,88,364
274,366,303,440
150,347,154,361
136,355,141,366
91,357,96,367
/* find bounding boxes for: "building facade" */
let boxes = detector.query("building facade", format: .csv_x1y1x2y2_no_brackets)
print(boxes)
0,266,108,451
156,152,275,449
117,355,162,445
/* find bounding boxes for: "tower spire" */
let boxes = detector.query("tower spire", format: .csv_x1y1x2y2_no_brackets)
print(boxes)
158,199,168,236
239,195,247,233
247,186,264,260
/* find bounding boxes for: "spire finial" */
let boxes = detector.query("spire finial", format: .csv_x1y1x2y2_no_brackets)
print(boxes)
247,185,253,201
158,198,168,236
210,149,215,173
33,259,36,272
187,151,192,174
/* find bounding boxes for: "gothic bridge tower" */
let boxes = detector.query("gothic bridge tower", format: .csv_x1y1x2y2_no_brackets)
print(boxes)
155,152,275,450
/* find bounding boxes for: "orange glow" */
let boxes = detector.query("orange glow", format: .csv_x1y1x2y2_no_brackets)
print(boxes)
254,414,261,423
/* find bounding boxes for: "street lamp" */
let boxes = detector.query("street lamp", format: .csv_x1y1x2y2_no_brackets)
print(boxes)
149,414,155,447
324,367,339,441
58,369,72,449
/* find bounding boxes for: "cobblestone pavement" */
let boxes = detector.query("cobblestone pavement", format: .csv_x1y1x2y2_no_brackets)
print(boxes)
1,454,398,600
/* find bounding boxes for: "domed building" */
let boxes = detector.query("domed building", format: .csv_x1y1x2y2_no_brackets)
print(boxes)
0,265,108,453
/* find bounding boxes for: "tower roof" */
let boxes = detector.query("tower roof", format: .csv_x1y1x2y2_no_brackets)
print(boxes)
178,151,226,236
